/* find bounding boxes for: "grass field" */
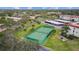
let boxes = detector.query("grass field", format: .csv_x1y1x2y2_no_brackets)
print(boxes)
14,23,41,39
44,28,79,51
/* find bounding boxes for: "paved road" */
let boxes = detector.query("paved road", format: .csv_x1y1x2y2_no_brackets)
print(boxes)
38,46,52,51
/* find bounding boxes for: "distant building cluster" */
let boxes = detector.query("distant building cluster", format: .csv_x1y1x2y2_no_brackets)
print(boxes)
0,24,7,32
7,16,22,22
45,14,79,37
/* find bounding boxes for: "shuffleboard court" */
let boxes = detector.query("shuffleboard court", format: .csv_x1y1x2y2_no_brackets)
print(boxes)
25,26,54,45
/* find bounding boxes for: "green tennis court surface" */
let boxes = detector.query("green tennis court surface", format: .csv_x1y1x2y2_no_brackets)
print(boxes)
25,26,54,45
36,27,53,34
27,32,48,44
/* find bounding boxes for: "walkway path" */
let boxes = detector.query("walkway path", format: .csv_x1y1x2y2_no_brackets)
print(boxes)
38,46,52,51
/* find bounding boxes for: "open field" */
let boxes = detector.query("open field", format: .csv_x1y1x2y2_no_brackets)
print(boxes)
44,29,79,51
14,23,40,39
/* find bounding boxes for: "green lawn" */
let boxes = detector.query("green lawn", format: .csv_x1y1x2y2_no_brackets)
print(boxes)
44,29,70,51
44,29,79,51
14,23,41,39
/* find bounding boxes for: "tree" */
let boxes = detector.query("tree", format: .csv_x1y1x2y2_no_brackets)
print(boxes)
31,24,35,31
71,19,75,22
0,32,4,38
61,25,70,37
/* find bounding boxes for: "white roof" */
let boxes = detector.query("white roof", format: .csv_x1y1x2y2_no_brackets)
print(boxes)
7,17,21,22
0,24,4,26
46,20,64,25
55,19,70,23
0,28,7,32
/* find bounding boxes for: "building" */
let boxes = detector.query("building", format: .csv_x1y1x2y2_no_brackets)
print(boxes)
55,19,71,24
45,20,64,26
65,23,79,37
60,15,71,20
48,12,61,15
0,24,7,32
29,16,36,19
71,16,79,22
60,15,79,22
29,14,41,19
7,17,22,22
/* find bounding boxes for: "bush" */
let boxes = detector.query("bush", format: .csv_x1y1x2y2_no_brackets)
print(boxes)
0,32,4,38
67,35,78,40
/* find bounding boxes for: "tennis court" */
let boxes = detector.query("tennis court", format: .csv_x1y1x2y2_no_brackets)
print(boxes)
36,27,53,34
25,26,54,45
